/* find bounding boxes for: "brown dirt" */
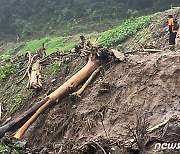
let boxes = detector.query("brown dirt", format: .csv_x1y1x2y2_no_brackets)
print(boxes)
0,8,180,154
0,42,15,55
21,50,179,154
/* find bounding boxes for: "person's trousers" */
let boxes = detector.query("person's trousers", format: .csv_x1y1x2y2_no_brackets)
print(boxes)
169,32,177,45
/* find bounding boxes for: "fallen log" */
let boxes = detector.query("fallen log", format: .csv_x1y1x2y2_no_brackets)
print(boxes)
14,54,100,139
71,66,101,98
0,97,49,138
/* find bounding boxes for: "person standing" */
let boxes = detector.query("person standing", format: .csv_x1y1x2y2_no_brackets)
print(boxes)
168,15,178,51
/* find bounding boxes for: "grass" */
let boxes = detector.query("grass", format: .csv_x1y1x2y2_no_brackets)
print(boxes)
0,78,33,116
0,17,122,57
18,36,77,55
0,60,33,117
43,61,63,79
17,32,100,56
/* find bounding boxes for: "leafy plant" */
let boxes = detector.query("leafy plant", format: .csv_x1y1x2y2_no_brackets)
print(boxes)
0,54,10,60
0,144,11,153
0,63,16,82
98,15,153,47
0,144,19,154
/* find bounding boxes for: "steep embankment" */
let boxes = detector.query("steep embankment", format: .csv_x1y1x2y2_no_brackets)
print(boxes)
24,51,179,154
0,8,180,154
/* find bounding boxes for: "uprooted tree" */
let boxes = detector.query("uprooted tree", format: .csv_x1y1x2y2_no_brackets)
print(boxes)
0,37,123,139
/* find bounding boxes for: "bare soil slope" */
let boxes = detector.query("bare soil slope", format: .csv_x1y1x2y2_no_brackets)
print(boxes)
0,8,180,154
25,51,180,154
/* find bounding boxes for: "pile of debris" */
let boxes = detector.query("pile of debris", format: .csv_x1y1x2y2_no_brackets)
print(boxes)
0,36,125,140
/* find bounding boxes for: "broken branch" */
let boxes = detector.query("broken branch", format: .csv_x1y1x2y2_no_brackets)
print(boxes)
71,66,101,97
17,52,36,84
143,49,162,52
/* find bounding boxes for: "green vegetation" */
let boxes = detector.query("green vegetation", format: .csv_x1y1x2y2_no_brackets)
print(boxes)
0,144,11,153
0,144,18,154
7,86,33,115
0,60,33,117
0,54,11,60
0,78,33,116
0,63,16,82
0,0,178,39
43,61,63,78
98,15,153,47
17,32,100,55
18,36,77,55
14,15,153,55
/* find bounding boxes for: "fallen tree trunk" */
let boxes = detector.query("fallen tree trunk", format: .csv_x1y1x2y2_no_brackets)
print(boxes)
0,55,99,139
0,97,49,138
14,54,100,139
71,66,101,98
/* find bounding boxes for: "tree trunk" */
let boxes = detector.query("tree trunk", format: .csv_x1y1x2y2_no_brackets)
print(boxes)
71,66,101,98
0,97,49,138
14,54,100,139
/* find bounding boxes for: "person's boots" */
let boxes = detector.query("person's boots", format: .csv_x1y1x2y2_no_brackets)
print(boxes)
169,45,175,51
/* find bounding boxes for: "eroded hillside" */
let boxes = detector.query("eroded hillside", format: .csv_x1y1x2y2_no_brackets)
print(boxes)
0,8,180,154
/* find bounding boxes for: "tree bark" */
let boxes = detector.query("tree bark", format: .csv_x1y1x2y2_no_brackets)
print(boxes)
27,59,42,89
71,66,101,98
0,97,49,138
14,54,100,139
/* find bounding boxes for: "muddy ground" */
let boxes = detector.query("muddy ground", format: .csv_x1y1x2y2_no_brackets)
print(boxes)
21,50,179,154
0,8,180,154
